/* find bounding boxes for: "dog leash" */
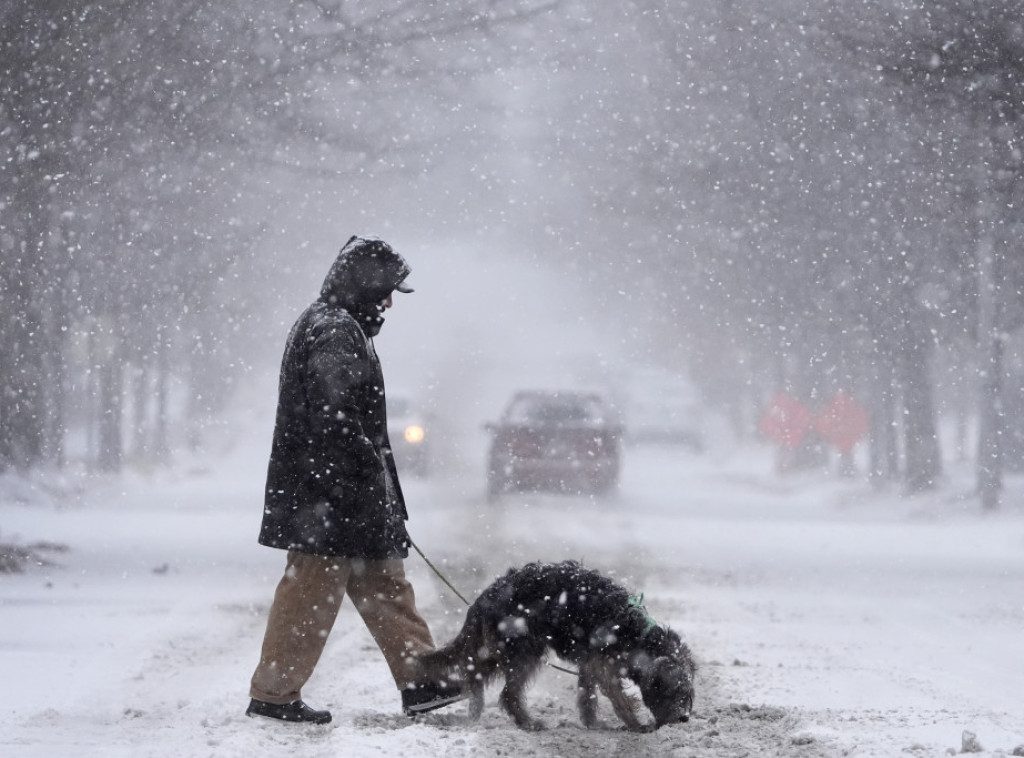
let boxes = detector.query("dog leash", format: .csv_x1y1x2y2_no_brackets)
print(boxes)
408,536,579,677
409,537,471,606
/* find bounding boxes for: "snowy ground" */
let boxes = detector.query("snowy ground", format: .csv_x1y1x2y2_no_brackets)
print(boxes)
2,412,1023,758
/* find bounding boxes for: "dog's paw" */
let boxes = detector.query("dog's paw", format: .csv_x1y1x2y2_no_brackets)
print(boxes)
624,722,657,733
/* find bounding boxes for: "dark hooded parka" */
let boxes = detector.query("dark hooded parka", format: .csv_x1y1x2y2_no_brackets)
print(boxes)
259,236,413,558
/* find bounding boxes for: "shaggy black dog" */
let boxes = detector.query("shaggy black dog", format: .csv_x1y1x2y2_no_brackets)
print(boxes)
419,560,696,731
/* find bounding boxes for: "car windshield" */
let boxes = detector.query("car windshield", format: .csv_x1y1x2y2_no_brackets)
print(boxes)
505,395,606,424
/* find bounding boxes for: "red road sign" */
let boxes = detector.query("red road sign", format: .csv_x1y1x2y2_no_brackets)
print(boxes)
759,393,811,451
814,391,868,454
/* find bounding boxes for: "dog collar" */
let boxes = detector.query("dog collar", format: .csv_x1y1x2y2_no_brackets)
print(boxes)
628,592,658,636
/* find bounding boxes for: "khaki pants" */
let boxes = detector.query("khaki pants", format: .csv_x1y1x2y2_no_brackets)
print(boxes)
249,552,435,705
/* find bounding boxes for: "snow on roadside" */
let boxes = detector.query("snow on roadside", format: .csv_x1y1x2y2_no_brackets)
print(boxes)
2,420,1024,757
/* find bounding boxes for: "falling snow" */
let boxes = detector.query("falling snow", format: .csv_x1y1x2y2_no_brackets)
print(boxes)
4,3,1024,756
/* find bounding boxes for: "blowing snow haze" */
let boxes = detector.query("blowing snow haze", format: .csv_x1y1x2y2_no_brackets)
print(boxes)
4,3,1024,756
4,0,1024,496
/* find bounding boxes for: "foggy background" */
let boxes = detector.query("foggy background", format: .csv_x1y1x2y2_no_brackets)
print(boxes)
4,0,1024,507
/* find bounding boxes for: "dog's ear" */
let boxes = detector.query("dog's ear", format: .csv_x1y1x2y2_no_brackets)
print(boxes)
627,651,673,688
662,627,683,650
645,625,681,653
650,656,675,682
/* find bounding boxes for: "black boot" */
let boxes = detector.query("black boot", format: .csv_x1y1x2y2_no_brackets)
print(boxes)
246,698,332,724
401,682,467,716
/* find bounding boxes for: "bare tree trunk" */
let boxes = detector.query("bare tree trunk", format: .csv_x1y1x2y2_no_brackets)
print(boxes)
85,329,98,469
868,344,900,487
953,346,972,463
153,329,171,460
41,317,67,469
131,364,149,462
0,238,47,469
976,234,1002,510
900,317,942,494
40,200,68,468
977,335,1003,510
96,348,124,473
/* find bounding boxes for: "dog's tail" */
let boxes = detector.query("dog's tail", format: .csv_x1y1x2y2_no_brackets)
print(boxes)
418,604,485,683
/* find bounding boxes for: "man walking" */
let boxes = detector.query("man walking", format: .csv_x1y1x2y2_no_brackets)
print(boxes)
246,235,462,724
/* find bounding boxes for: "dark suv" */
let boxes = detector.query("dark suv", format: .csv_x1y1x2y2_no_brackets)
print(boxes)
485,390,621,498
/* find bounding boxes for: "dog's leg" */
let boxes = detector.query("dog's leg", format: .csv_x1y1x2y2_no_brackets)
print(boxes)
468,676,485,721
595,659,647,732
576,660,601,729
498,655,544,731
466,657,499,721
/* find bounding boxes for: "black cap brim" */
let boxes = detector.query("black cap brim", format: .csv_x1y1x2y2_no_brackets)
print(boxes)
395,280,414,293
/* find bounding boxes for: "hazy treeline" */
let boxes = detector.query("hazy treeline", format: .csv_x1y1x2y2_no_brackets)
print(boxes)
1,0,558,471
3,1,1023,506
506,1,1024,504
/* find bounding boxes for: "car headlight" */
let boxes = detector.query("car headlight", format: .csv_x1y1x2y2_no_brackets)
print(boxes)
404,425,426,444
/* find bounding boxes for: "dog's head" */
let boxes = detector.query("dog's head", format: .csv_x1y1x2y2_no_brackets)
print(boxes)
629,632,697,728
638,655,695,727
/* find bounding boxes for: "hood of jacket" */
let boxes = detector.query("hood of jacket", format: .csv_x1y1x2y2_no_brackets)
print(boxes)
318,235,412,337
320,235,411,308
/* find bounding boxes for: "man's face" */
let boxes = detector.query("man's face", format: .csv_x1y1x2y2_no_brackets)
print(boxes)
378,292,393,312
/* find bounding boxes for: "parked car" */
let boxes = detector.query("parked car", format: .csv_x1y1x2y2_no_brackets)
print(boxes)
485,390,621,498
613,367,704,450
387,394,431,477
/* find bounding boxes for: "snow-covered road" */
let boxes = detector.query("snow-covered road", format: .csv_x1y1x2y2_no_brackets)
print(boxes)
2,422,1022,757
